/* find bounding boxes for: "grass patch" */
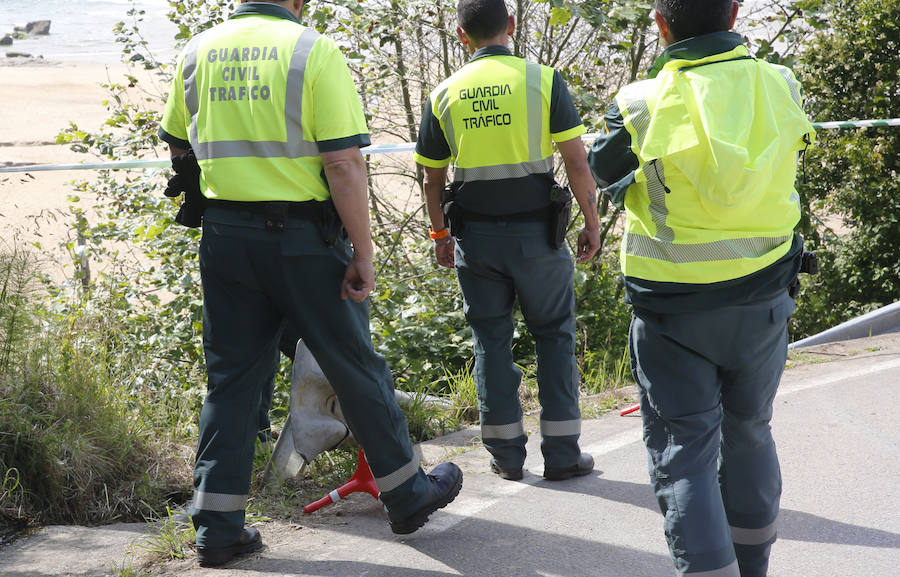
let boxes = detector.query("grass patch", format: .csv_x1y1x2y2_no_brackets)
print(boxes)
581,346,631,395
0,247,193,529
444,365,478,423
399,386,461,442
135,507,196,562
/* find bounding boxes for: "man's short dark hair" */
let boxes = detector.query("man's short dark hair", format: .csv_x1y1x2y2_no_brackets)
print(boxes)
655,0,734,42
457,0,508,41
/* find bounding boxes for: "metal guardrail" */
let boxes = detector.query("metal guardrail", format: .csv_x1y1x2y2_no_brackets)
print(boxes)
789,301,900,349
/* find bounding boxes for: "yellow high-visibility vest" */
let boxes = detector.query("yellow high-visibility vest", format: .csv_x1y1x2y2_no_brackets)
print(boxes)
617,45,815,284
161,11,368,202
414,54,583,181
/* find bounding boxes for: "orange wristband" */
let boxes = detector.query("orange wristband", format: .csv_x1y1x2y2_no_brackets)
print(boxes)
429,227,450,240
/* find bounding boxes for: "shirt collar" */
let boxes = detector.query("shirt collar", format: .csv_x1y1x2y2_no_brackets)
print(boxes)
469,45,513,62
231,2,301,24
648,31,744,77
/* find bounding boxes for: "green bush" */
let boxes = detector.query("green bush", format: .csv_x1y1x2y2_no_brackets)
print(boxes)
792,0,900,337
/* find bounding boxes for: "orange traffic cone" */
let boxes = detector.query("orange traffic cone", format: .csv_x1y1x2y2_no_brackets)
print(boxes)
303,446,382,514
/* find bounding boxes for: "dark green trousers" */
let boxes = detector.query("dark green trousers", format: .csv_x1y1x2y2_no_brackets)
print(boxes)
192,207,429,548
455,219,581,470
630,291,795,577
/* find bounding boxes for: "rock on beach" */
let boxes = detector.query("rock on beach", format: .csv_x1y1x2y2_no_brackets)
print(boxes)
25,21,52,35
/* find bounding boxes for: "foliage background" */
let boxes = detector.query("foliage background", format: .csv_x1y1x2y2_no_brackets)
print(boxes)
791,0,899,335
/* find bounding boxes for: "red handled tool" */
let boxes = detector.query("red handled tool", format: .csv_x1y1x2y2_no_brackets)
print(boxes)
304,446,382,514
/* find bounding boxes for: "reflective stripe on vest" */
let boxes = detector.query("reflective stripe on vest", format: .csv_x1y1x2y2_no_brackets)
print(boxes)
773,66,802,108
625,233,792,263
438,60,552,182
618,92,652,153
183,27,321,160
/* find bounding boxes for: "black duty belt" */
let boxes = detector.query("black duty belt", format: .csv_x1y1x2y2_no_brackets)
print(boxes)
204,198,326,233
459,206,550,223
204,198,324,218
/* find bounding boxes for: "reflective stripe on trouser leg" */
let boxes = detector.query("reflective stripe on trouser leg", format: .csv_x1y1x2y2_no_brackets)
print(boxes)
373,458,420,493
194,223,284,548
676,560,740,577
481,420,527,467
455,229,528,469
540,419,581,437
193,491,249,512
731,522,777,577
630,312,737,575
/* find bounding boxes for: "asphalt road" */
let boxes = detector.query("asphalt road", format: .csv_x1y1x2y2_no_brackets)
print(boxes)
2,334,898,577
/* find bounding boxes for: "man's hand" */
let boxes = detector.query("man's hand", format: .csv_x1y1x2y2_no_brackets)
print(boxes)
341,254,375,302
576,227,601,263
434,238,455,268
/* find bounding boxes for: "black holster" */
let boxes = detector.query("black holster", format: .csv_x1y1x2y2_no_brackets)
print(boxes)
788,250,818,298
441,182,463,237
316,199,345,247
165,149,206,228
175,188,206,228
548,183,573,250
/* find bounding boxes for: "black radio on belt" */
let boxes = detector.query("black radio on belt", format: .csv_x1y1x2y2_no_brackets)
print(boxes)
548,183,573,250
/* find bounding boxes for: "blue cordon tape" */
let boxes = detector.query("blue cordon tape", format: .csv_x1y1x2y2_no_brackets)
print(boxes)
1,118,898,174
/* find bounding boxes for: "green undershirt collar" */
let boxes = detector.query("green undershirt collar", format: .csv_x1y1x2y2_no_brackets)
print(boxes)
648,31,744,78
231,2,301,25
470,45,512,62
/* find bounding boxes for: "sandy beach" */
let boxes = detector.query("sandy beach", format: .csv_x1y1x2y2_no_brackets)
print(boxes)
0,57,168,278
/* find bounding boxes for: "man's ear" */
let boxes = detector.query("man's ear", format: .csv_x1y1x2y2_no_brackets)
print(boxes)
652,10,669,39
728,0,740,29
456,25,469,47
652,9,676,46
506,14,515,36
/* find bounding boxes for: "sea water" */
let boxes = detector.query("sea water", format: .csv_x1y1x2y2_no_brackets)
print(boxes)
0,0,179,64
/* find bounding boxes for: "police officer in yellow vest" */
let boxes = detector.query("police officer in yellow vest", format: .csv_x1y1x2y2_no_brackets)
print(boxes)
588,1,814,576
415,0,602,482
158,0,462,566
